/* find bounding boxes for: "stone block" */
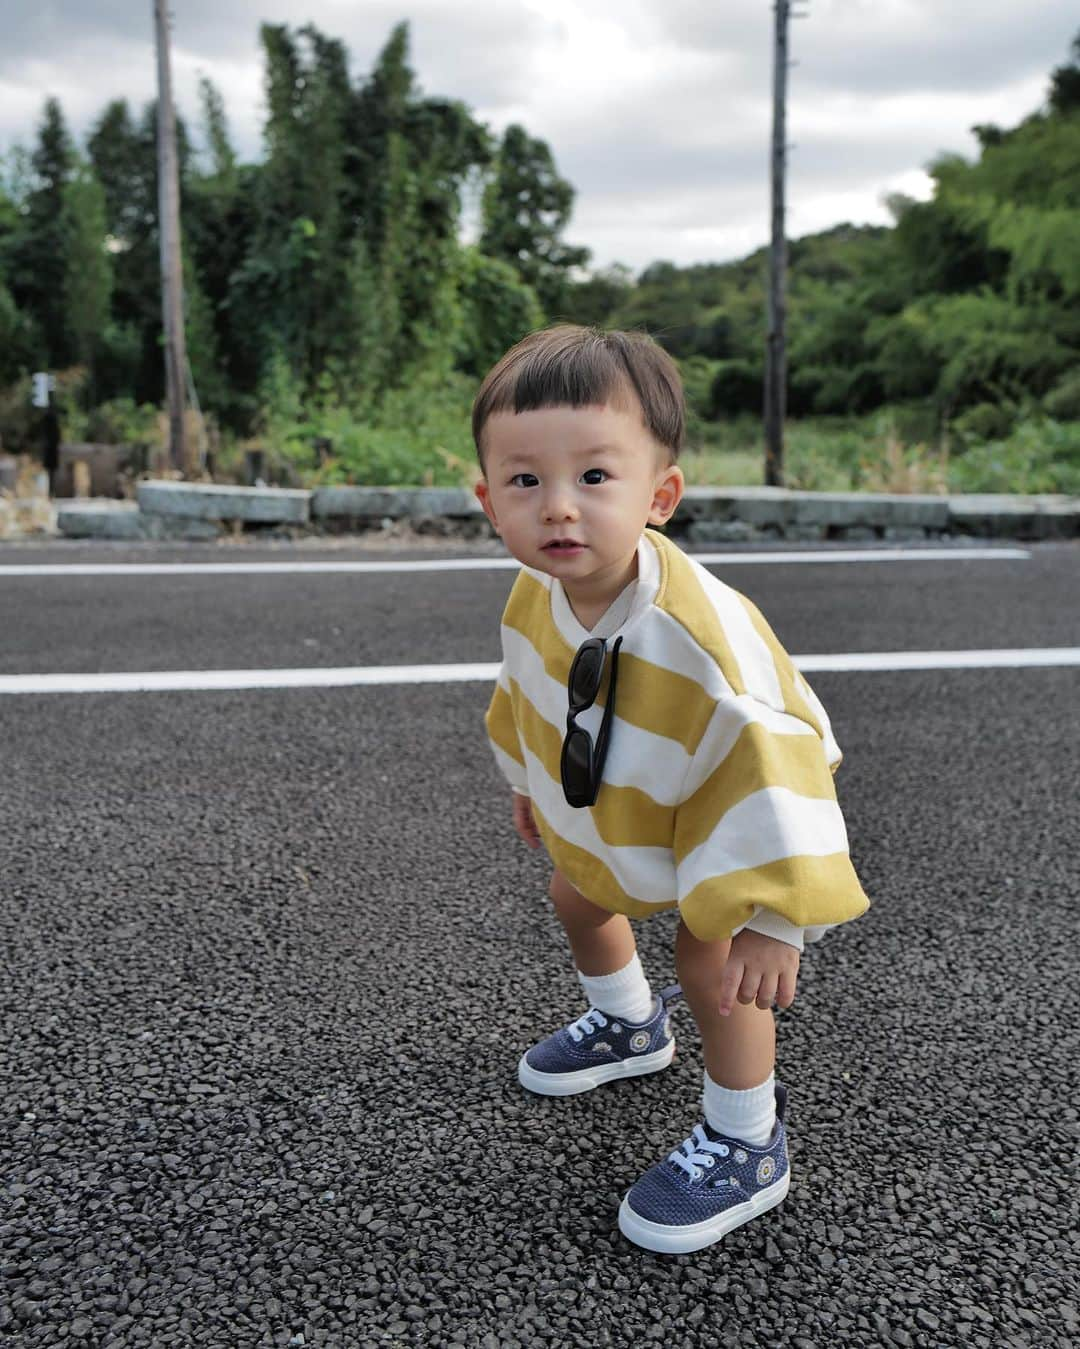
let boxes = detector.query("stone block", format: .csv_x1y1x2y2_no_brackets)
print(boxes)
57,499,221,540
675,487,793,528
402,487,484,517
137,479,310,524
686,519,762,544
138,514,223,540
948,494,1079,539
58,500,142,539
790,491,949,531
311,485,483,522
311,487,408,520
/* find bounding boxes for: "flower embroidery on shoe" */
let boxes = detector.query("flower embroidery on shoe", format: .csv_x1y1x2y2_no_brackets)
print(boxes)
734,1149,748,1164
629,1031,651,1053
756,1156,777,1185
591,1041,612,1054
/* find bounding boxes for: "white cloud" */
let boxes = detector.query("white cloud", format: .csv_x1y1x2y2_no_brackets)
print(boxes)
1,0,1075,270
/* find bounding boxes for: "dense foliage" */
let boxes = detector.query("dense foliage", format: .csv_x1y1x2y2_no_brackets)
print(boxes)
0,23,1078,491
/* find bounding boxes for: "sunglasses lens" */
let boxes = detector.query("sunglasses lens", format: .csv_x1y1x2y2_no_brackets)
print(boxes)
561,728,594,805
569,642,604,707
563,727,592,779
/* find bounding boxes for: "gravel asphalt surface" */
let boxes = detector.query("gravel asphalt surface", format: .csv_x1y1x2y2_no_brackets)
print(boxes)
2,539,1078,1348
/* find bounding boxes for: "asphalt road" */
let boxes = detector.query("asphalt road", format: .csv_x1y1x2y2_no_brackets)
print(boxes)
2,539,1078,1348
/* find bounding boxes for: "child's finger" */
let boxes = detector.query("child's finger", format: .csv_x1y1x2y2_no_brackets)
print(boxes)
736,968,761,1006
755,971,779,1010
776,966,798,1009
717,960,743,1016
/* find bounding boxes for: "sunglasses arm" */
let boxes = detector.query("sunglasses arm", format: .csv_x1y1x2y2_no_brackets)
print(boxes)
592,636,623,771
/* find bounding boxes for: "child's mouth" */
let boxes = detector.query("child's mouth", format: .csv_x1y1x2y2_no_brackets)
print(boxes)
543,540,585,554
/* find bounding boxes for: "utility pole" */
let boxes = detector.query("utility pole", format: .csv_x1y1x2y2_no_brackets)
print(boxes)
764,0,799,487
154,0,188,474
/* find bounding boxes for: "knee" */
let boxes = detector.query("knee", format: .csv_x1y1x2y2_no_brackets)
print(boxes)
549,869,612,930
675,919,731,995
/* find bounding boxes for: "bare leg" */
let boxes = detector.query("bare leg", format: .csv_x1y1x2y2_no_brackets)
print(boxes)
548,868,637,976
674,919,775,1089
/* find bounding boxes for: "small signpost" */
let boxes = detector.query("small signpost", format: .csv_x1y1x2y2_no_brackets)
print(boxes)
32,373,60,494
31,372,55,409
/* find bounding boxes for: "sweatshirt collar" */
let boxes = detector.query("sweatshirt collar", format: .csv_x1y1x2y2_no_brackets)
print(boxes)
548,532,661,648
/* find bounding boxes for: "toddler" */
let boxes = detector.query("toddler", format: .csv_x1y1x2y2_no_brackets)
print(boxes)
473,325,869,1254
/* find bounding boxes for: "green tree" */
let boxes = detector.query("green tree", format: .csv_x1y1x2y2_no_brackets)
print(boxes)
480,124,589,317
1049,29,1080,114
0,281,36,385
7,99,75,367
87,99,189,403
348,25,489,387
61,158,112,380
235,21,490,402
455,247,543,378
185,79,258,421
233,24,353,383
562,264,634,329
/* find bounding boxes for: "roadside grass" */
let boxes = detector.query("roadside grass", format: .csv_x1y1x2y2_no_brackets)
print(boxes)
683,413,1080,495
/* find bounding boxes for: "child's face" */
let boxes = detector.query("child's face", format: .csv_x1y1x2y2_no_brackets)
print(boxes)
475,401,684,602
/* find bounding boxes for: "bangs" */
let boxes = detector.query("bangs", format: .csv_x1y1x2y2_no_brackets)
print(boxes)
472,325,684,461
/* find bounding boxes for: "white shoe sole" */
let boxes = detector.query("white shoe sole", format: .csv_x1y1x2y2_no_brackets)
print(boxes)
517,1039,675,1096
617,1170,790,1254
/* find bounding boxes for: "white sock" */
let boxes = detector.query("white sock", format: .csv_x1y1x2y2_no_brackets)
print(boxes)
577,954,654,1024
703,1071,776,1147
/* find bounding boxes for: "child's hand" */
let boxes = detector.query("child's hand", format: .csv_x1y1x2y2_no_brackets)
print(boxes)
512,792,541,849
717,930,800,1015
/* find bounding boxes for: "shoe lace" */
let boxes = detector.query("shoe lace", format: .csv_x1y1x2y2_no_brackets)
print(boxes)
567,1007,608,1043
668,1125,730,1181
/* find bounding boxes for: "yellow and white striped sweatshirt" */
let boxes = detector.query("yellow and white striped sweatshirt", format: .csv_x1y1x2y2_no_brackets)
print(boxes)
484,529,869,948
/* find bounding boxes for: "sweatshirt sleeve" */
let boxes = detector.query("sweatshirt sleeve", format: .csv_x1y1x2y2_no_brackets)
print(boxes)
672,693,869,943
484,661,529,794
735,908,833,953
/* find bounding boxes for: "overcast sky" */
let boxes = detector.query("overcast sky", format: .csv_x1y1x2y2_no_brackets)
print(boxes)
1,1,1076,271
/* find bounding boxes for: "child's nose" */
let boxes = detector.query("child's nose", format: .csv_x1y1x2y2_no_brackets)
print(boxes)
541,487,579,523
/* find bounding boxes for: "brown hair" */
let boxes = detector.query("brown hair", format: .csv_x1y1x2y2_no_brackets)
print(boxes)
472,325,685,465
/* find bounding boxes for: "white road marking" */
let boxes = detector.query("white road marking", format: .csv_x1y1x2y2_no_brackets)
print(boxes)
795,648,1080,672
1,649,1077,695
0,547,1031,578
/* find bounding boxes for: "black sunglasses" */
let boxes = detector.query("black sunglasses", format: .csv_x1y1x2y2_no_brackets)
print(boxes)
560,635,623,808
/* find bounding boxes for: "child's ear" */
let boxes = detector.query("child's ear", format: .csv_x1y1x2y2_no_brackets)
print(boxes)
648,463,684,526
475,479,500,533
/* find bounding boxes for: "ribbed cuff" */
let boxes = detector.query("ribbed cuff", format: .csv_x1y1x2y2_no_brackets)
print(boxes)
577,954,654,1024
703,1071,776,1147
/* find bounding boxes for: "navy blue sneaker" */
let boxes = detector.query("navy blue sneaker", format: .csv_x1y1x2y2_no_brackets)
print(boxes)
517,985,682,1097
618,1084,791,1253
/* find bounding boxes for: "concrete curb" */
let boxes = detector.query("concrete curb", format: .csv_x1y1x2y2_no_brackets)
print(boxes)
137,480,311,525
26,481,1080,544
57,500,221,541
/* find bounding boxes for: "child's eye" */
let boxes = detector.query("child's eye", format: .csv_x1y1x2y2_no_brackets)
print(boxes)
581,468,608,485
510,473,539,488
